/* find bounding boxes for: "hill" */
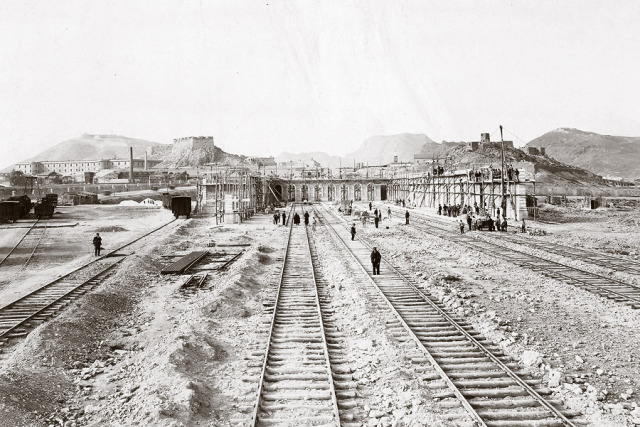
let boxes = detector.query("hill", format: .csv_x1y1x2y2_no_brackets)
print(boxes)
343,133,434,165
275,151,343,168
22,134,167,162
527,128,640,179
276,133,436,167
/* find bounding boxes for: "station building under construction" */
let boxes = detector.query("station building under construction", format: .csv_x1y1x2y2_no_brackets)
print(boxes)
196,164,535,222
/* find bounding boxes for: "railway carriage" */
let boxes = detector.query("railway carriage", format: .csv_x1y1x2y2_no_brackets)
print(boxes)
0,201,20,223
34,198,55,219
170,196,191,218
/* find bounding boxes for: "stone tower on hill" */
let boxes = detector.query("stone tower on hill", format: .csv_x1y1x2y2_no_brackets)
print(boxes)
172,136,214,151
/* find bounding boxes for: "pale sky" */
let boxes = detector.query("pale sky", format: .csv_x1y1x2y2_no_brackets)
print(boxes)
1,0,639,168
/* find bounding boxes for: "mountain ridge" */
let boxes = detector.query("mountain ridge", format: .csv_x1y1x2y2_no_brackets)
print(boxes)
526,128,640,179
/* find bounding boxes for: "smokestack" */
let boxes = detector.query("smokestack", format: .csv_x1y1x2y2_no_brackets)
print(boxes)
129,147,134,183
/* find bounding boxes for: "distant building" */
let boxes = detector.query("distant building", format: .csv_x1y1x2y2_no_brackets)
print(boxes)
172,136,214,150
466,133,514,151
526,147,546,156
14,158,162,175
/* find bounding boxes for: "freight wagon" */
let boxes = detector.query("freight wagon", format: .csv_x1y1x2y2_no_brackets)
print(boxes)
0,201,20,223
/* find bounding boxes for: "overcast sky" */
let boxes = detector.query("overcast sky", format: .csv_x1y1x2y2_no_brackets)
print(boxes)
1,0,639,168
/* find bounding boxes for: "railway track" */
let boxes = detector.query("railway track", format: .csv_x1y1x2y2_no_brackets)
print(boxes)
317,204,583,427
250,206,343,426
485,233,640,276
0,218,179,355
0,219,50,289
388,206,640,309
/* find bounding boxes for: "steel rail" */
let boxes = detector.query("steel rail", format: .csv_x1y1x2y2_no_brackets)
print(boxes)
315,204,486,427
0,218,178,312
318,203,577,427
249,204,295,426
0,258,125,341
0,219,42,268
403,213,640,307
303,211,342,426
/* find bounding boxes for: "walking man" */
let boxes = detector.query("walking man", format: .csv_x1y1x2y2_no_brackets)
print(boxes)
350,223,356,241
93,233,102,256
405,210,410,225
370,247,381,275
304,211,310,226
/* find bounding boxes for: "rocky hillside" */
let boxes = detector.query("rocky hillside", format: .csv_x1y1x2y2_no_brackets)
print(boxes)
22,134,167,161
156,145,251,168
527,128,640,179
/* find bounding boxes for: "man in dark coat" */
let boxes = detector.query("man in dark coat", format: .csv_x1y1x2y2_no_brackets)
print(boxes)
293,212,300,225
350,223,356,241
281,211,286,224
374,214,379,228
304,211,310,226
370,247,381,275
369,202,372,211
438,204,442,215
467,213,473,231
93,233,102,256
405,210,410,225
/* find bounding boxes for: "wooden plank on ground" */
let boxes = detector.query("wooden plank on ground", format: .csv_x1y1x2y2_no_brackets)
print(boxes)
161,251,209,274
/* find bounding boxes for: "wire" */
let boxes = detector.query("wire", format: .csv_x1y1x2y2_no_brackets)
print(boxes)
501,126,529,146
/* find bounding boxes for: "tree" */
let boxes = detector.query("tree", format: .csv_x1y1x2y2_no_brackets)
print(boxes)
10,170,26,187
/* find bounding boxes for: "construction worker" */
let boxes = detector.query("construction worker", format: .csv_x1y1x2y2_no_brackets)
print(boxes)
93,233,102,256
370,247,381,275
350,223,356,241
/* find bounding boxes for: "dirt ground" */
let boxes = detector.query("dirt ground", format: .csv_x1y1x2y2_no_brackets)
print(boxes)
0,202,639,426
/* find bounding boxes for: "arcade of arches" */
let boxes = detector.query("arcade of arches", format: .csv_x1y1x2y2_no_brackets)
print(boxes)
267,179,389,204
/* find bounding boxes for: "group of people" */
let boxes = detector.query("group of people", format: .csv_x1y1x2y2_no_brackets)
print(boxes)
273,209,317,231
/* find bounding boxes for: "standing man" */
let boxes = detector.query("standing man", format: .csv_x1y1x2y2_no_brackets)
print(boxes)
282,211,286,225
369,201,372,211
521,218,526,233
93,233,102,256
370,247,381,275
405,210,410,225
312,215,317,231
374,213,379,228
294,212,300,225
350,223,356,241
466,212,473,231
438,204,442,215
459,219,465,234
304,211,310,226
387,207,391,220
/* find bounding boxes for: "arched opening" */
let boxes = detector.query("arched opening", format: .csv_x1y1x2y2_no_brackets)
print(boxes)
367,184,375,201
288,184,296,202
314,185,322,202
328,185,335,201
354,184,362,201
341,184,349,201
301,184,309,201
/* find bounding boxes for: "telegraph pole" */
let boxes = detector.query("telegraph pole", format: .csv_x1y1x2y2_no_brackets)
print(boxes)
500,125,506,216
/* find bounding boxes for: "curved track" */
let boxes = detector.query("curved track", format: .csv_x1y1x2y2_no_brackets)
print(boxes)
0,219,50,290
389,206,640,309
0,219,178,354
317,204,582,427
251,205,341,426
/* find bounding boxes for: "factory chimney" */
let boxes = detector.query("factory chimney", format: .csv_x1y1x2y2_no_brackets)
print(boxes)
129,147,134,183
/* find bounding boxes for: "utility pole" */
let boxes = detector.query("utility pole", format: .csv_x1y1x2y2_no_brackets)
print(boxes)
500,125,506,216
